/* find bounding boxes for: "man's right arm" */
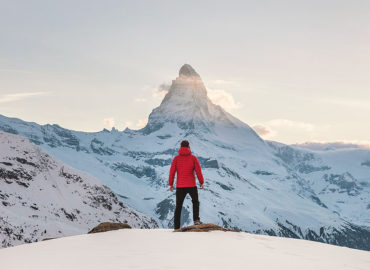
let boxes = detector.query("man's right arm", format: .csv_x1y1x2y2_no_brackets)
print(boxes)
168,157,177,188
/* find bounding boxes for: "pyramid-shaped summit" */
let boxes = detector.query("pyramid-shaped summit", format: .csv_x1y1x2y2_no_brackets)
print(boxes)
140,64,258,136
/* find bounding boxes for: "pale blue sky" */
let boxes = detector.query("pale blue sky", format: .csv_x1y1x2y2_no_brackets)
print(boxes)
0,0,369,144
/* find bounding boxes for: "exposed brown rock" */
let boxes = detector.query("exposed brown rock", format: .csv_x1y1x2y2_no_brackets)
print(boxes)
174,223,238,232
42,238,56,241
88,222,131,234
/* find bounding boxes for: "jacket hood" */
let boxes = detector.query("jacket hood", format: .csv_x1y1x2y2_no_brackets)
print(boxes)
178,147,192,156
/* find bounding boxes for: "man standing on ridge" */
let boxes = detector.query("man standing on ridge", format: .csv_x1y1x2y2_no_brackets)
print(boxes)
169,140,205,229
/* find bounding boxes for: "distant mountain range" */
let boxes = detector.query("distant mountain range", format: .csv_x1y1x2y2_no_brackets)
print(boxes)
1,64,369,250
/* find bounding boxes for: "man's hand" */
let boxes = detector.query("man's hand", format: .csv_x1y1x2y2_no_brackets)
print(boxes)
169,185,174,192
200,184,204,189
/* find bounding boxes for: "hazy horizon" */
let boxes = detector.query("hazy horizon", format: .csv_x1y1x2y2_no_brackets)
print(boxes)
1,1,369,145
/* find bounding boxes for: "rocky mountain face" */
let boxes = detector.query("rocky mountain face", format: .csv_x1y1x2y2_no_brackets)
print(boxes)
0,131,157,248
0,64,369,250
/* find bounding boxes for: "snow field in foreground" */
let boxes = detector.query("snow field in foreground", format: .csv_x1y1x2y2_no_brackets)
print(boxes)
0,229,369,270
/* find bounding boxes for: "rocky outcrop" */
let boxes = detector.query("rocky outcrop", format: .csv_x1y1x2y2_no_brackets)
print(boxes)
88,222,131,234
42,238,56,241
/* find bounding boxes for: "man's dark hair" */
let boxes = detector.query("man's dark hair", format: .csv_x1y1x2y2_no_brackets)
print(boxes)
181,140,190,148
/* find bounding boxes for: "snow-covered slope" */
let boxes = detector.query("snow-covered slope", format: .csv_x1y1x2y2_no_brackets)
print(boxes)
0,64,369,250
0,229,369,270
0,131,157,248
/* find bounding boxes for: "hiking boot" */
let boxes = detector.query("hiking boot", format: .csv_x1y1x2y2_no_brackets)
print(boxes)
194,220,202,225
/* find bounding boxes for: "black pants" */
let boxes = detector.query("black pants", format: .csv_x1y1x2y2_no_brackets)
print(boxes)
174,187,200,229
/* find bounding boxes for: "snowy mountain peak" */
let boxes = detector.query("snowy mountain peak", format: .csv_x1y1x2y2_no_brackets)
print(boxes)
140,64,257,136
179,64,200,78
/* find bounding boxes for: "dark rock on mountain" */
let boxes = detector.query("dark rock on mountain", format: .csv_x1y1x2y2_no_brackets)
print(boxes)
179,64,200,78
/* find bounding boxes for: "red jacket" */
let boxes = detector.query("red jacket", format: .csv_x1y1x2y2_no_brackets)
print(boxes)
169,147,205,187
